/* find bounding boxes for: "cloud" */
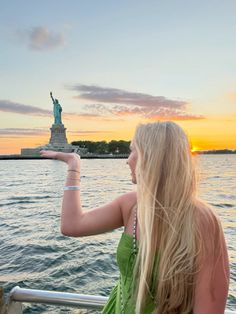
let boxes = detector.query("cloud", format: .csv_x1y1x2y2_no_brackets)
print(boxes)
0,128,48,138
146,109,203,121
0,127,113,139
18,26,65,51
82,103,203,120
64,112,103,119
0,99,116,122
70,84,186,109
63,111,125,122
0,100,51,116
69,84,204,120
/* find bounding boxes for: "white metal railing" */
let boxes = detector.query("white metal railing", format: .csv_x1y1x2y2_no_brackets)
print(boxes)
8,286,107,309
6,286,236,313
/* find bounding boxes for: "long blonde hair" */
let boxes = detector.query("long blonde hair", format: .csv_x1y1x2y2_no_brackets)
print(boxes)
133,121,221,313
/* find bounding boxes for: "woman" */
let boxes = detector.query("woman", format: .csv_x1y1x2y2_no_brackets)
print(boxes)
40,121,229,314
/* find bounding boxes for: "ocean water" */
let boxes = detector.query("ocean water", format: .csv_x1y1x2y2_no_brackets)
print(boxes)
0,155,235,313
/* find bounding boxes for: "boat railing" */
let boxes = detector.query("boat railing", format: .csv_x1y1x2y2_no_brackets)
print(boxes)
2,286,108,313
2,286,236,314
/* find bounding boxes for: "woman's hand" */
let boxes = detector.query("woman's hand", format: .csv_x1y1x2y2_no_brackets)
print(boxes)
40,150,80,170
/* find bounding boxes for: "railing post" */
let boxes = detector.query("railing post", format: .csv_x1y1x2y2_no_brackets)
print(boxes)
1,287,22,314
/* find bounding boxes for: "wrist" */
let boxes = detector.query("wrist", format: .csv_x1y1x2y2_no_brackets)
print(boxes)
67,168,80,172
67,155,80,171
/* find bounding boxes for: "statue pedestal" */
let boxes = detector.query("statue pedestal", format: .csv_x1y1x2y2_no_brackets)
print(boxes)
21,123,81,155
49,124,68,147
21,101,83,155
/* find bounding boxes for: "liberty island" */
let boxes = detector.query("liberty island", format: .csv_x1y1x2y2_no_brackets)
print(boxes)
20,92,82,156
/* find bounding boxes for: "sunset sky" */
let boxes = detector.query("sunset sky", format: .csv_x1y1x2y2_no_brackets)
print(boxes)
0,1,236,154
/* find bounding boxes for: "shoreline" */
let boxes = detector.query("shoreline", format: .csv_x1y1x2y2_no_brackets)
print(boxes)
0,151,236,160
0,154,129,160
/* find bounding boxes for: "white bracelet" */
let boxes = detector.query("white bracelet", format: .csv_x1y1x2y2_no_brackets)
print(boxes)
64,186,80,191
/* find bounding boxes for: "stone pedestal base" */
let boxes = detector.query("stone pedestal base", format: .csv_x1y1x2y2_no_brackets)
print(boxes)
21,123,83,156
49,124,68,146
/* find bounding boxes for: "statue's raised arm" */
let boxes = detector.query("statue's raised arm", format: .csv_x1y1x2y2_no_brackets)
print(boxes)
50,91,55,103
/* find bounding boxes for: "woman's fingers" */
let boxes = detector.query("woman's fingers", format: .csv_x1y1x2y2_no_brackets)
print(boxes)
39,150,80,166
40,150,58,159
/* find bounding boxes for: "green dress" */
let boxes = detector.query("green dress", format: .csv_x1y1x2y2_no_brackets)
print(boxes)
101,232,193,314
101,232,156,313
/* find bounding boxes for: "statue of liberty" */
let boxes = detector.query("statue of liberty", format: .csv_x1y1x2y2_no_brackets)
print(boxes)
50,92,62,125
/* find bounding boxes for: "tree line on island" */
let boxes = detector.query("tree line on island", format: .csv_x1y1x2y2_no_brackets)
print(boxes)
71,140,131,155
71,140,236,155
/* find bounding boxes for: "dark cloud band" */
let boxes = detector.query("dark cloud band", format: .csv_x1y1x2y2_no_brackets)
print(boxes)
0,100,51,116
70,84,186,109
0,128,48,138
69,84,204,120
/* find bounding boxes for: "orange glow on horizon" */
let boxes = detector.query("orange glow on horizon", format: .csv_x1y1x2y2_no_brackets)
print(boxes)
191,145,199,153
1,133,235,155
0,115,235,155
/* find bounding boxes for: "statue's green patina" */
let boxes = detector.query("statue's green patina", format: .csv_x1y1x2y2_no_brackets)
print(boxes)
50,92,62,125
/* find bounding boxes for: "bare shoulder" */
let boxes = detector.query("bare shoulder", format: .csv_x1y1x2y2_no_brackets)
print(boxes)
117,191,137,225
117,191,137,207
195,199,226,258
195,199,222,233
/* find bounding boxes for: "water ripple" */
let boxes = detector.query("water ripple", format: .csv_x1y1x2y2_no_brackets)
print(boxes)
0,156,235,312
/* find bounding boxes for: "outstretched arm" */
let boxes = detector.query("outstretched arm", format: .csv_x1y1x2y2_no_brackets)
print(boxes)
39,150,136,237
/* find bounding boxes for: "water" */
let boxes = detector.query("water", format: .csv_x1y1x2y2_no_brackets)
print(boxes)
0,155,235,312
